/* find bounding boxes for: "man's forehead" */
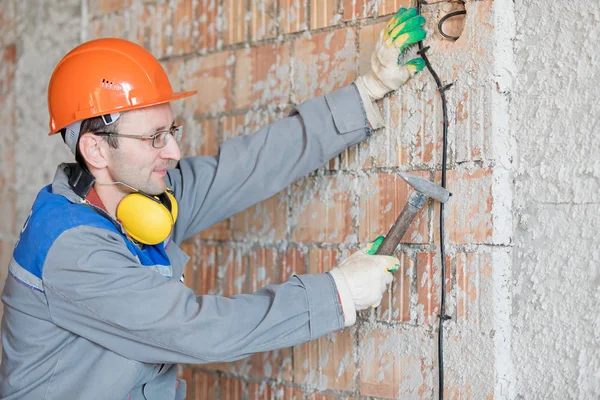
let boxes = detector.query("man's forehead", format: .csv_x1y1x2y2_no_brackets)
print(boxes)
120,103,173,130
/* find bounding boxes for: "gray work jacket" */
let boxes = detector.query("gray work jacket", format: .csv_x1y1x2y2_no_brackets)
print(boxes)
0,84,372,399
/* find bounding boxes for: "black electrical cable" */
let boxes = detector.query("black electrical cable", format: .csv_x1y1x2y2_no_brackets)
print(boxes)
438,10,467,41
415,1,456,399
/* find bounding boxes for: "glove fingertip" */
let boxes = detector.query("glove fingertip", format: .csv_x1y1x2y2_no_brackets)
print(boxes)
365,236,385,255
405,58,426,75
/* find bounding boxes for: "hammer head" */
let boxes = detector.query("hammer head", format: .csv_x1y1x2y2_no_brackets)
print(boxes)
399,172,451,203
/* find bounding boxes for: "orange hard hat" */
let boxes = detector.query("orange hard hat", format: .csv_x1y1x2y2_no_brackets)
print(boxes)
47,38,196,135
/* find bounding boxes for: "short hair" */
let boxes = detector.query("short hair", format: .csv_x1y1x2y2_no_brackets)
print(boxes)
60,115,122,168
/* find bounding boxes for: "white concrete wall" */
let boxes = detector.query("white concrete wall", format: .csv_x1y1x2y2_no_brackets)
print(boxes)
511,1,600,398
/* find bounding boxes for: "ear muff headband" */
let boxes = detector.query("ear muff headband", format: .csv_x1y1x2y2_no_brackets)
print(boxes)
116,189,178,245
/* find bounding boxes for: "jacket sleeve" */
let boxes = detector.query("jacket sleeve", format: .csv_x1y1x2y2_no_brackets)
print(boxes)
42,226,344,364
167,84,372,243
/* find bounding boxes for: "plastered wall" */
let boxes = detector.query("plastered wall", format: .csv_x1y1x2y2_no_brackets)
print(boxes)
511,0,600,398
0,0,597,399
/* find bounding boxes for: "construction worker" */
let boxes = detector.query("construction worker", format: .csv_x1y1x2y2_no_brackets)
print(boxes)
0,7,426,400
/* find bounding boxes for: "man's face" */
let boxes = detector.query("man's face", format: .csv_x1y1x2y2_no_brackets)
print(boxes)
106,103,181,195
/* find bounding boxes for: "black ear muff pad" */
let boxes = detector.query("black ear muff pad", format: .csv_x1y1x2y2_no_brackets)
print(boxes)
164,189,178,223
116,191,178,245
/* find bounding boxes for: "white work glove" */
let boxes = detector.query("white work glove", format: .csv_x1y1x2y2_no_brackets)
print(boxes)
329,237,399,326
356,7,427,101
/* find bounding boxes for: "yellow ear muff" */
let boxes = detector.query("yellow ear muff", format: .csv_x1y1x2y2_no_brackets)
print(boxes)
116,190,178,245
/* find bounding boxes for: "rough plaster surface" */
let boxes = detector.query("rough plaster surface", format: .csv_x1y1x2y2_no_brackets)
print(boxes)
511,1,600,398
15,0,81,227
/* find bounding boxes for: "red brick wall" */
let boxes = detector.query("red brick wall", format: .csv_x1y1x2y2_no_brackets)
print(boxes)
87,1,500,398
0,0,503,398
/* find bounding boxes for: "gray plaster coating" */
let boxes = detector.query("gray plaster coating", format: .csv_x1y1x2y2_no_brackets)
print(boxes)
14,0,81,230
511,0,600,398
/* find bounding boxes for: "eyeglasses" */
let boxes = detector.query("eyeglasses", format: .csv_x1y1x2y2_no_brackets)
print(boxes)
94,125,183,149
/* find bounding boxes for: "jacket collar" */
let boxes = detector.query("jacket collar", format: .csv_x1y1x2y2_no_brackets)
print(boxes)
51,163,87,204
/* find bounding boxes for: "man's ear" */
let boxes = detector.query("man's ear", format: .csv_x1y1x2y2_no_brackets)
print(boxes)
78,133,109,169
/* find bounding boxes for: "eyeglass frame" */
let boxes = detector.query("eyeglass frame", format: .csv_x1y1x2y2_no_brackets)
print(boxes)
92,125,183,149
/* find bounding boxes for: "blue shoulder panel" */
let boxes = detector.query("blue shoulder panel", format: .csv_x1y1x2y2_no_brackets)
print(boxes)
13,186,121,279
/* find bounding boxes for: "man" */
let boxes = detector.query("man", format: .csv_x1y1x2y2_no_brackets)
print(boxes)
0,7,426,400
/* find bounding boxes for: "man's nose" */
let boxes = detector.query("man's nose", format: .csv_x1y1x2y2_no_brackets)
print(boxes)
160,137,181,162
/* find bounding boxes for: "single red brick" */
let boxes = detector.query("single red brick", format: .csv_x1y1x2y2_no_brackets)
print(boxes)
250,0,278,41
196,0,219,52
415,251,452,325
359,325,431,398
221,108,285,142
179,118,218,158
455,86,493,163
172,0,194,56
220,247,248,297
291,28,358,104
247,381,273,400
434,168,494,244
150,2,172,58
385,87,446,169
219,376,244,400
293,330,355,391
231,193,288,242
183,52,234,116
309,0,340,29
456,252,492,323
248,248,277,291
234,42,291,110
195,245,220,296
279,0,307,34
326,142,370,172
222,0,248,45
307,248,340,274
194,371,217,399
378,252,413,323
319,330,357,391
291,176,355,244
198,219,233,241
239,346,293,382
343,0,376,21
